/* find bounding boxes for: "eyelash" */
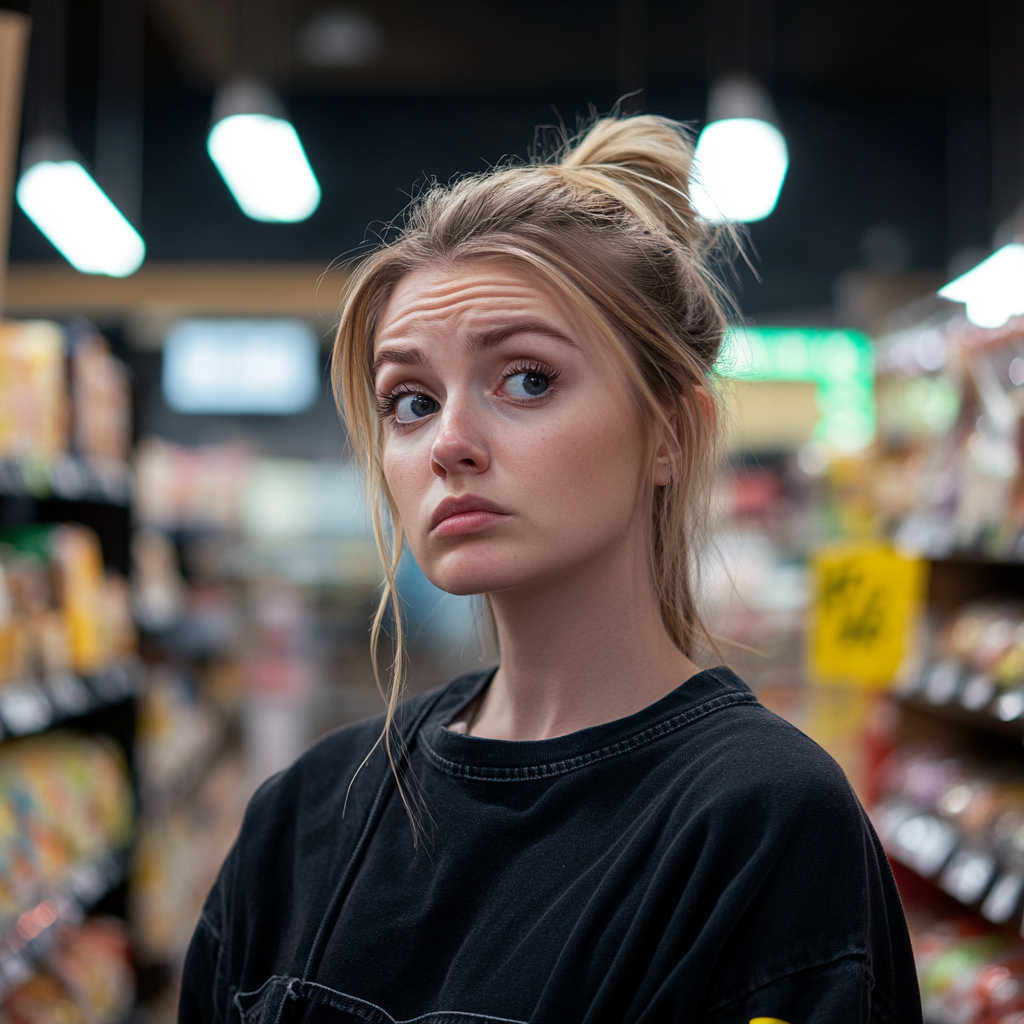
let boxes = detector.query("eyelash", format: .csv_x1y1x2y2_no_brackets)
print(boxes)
502,360,560,388
376,383,419,419
375,360,561,421
497,358,557,393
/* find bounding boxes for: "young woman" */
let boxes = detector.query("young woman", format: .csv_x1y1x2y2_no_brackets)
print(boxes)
180,116,922,1024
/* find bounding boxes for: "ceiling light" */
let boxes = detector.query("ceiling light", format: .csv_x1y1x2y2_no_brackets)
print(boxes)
938,244,1024,329
207,81,321,223
16,137,145,277
691,76,789,224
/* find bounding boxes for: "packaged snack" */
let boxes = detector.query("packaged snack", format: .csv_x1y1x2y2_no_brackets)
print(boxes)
0,734,133,916
3,973,84,1024
0,322,69,462
47,917,134,1024
0,525,133,681
68,330,130,464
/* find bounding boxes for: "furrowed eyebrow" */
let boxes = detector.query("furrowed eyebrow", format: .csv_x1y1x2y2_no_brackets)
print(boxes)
468,321,579,352
371,320,577,380
371,347,426,378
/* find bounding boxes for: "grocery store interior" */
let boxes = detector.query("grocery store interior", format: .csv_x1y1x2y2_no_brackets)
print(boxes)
0,0,1022,1019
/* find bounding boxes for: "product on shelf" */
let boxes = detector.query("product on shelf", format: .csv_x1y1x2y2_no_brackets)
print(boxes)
0,526,135,683
873,743,1024,925
68,328,131,465
0,321,132,473
0,733,133,924
0,916,134,1024
133,438,252,534
0,323,68,463
871,315,1024,560
131,527,186,634
909,910,1024,1024
136,664,224,811
902,602,1024,718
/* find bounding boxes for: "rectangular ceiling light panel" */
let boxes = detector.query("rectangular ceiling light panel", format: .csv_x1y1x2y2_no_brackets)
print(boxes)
163,319,320,414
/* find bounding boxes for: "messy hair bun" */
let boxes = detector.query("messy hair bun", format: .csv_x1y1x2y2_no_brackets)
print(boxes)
332,114,730,789
556,114,704,253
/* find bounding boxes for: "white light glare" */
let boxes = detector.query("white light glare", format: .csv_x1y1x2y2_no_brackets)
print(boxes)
162,319,319,414
16,161,145,276
691,118,789,223
938,244,1024,329
208,114,321,222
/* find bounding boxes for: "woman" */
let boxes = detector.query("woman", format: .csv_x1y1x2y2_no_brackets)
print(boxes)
180,115,921,1024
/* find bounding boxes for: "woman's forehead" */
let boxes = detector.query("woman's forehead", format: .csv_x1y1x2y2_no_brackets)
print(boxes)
375,261,572,346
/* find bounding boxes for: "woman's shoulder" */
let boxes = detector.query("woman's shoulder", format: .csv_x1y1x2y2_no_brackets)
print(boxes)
671,667,862,824
237,671,487,842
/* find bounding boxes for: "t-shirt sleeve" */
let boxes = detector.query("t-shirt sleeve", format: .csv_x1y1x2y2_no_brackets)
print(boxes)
179,912,227,1024
693,955,890,1024
634,729,921,1024
178,841,237,1024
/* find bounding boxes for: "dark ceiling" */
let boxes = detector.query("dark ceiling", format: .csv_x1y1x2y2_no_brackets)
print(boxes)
4,0,1023,319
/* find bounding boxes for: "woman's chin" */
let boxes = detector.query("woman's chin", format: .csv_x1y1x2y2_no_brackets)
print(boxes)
423,550,538,598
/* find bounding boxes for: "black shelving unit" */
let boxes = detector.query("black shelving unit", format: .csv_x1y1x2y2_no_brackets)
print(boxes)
879,556,1024,929
0,458,139,994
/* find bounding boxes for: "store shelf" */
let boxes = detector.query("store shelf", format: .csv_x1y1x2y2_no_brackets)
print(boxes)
0,848,130,999
0,659,143,741
0,457,131,506
873,799,1024,927
896,661,1024,740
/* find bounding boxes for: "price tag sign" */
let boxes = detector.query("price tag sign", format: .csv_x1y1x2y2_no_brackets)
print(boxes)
809,542,925,689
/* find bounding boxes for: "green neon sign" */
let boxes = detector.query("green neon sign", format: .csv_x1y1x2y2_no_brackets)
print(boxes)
717,327,876,452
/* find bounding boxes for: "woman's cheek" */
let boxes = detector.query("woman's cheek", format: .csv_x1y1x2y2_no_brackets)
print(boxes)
382,439,426,525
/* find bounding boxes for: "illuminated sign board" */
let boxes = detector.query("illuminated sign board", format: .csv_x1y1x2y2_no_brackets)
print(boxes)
718,327,875,451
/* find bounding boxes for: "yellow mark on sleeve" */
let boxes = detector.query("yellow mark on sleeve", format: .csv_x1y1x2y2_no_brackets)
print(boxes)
750,1018,793,1024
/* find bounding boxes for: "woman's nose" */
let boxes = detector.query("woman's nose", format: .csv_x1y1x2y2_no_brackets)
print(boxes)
430,397,490,479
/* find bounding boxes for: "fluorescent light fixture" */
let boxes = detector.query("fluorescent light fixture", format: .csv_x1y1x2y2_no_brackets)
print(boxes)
691,77,789,224
16,138,145,277
207,81,321,223
938,244,1024,329
163,319,320,414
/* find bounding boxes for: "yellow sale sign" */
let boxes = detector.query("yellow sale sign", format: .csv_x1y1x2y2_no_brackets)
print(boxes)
809,543,925,689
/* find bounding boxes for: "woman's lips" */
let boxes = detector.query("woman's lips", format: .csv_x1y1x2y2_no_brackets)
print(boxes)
430,496,510,537
432,509,508,537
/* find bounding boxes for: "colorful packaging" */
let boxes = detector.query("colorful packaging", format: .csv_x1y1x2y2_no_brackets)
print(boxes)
0,526,134,682
0,323,69,462
47,917,134,1024
0,916,134,1024
0,734,132,917
68,331,130,464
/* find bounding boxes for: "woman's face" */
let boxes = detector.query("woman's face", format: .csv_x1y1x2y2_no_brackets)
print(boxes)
373,260,655,597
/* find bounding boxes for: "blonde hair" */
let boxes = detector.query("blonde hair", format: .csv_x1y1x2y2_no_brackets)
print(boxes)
331,114,729,789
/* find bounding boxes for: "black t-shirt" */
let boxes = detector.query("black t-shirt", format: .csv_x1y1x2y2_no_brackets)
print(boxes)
179,667,922,1024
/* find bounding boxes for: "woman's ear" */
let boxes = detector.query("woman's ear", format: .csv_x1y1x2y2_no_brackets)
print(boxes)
652,385,716,487
653,426,675,487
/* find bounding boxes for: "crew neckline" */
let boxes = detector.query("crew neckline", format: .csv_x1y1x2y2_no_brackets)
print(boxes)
420,666,758,781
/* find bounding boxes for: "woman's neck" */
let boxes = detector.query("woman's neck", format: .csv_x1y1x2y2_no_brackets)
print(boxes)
468,533,701,741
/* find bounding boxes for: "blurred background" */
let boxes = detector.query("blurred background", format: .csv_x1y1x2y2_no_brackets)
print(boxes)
0,0,1021,1020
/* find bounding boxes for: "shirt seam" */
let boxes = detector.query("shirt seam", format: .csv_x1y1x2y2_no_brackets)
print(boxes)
420,690,759,781
696,946,864,1019
199,909,224,945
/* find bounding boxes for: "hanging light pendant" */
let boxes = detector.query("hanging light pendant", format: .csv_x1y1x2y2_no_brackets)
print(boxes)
207,80,321,223
691,76,789,224
17,136,145,276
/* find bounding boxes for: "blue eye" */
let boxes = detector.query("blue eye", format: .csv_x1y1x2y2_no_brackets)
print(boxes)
394,393,439,423
505,371,550,399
